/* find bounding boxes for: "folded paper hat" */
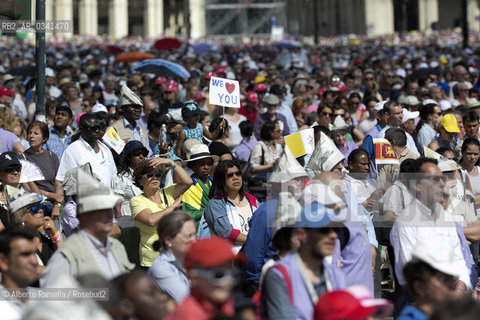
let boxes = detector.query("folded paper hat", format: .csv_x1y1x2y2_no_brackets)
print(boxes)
76,169,123,214
269,148,308,184
423,146,461,172
271,191,302,239
374,100,387,112
117,85,143,109
6,185,43,214
307,132,345,174
61,163,101,196
331,115,349,132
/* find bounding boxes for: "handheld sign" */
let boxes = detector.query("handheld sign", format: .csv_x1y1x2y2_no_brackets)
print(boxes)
103,127,126,154
284,128,315,158
208,76,241,108
373,138,399,165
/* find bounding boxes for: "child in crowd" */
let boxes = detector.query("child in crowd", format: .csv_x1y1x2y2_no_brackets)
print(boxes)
176,102,225,159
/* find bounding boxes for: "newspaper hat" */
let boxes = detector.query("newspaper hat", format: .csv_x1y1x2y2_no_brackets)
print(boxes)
331,115,349,132
61,163,101,196
6,185,43,214
269,148,308,183
411,238,469,279
374,100,387,112
76,169,122,214
271,192,302,239
307,132,345,174
423,146,461,172
116,85,143,109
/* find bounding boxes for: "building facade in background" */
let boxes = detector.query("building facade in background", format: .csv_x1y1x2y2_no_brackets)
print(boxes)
41,0,480,38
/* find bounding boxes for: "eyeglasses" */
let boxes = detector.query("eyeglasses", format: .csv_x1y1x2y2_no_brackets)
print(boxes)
225,170,241,179
193,268,237,286
132,150,147,157
143,172,163,179
82,125,102,132
4,165,21,173
30,203,46,214
322,112,333,117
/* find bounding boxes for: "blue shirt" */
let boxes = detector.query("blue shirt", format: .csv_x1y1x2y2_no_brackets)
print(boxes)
44,126,72,161
398,305,428,320
242,198,278,284
148,250,190,304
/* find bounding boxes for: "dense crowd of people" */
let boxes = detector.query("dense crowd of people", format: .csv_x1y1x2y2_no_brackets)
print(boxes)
3,29,480,319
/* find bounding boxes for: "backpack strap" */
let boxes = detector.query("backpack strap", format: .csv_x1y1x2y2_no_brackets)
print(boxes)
272,264,293,305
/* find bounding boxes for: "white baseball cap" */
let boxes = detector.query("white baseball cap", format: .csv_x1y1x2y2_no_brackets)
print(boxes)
402,108,419,123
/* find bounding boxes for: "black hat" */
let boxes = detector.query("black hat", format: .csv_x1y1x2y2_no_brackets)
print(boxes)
270,84,286,95
0,152,21,171
122,141,148,159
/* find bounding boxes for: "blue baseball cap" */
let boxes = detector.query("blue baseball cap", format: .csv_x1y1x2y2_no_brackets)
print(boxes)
182,102,202,118
296,202,342,229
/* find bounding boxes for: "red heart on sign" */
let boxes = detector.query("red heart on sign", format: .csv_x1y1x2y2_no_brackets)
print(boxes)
225,82,235,94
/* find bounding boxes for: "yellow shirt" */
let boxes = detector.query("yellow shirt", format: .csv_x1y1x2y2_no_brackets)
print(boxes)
130,184,176,267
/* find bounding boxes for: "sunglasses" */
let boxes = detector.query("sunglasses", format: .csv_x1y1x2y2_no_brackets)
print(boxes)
365,77,374,81
82,104,89,108
4,165,21,173
322,112,333,117
82,125,102,132
30,203,46,214
193,268,237,286
225,170,242,178
132,150,147,157
128,105,143,110
143,171,163,179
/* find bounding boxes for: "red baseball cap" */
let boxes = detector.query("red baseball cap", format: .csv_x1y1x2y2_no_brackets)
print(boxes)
0,87,14,97
165,80,178,92
254,83,266,92
314,290,375,320
204,71,217,80
216,67,226,74
246,91,258,103
317,87,327,97
194,93,206,102
155,76,167,85
185,237,247,270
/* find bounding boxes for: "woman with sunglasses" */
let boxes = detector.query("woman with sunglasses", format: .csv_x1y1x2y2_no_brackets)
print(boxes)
112,141,147,217
0,152,42,231
204,160,260,253
149,210,196,304
131,158,192,268
21,121,64,219
8,190,63,279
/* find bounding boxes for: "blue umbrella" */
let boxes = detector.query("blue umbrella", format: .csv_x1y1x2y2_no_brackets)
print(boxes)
131,59,190,79
192,43,213,55
274,40,301,50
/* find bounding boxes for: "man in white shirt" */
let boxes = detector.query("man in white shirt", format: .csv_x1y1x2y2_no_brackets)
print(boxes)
0,229,38,319
56,113,117,187
390,158,471,291
376,100,420,156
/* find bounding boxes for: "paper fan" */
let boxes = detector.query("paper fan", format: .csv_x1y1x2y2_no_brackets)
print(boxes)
19,159,45,183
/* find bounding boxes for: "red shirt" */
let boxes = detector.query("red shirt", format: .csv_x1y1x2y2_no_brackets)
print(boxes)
164,291,235,320
238,105,257,123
